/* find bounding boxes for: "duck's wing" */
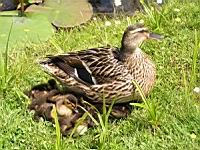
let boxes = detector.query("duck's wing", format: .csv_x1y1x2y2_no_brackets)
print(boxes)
39,54,96,87
76,47,127,84
39,47,130,86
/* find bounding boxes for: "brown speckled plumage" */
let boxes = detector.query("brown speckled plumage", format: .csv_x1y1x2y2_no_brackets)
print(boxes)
39,24,163,104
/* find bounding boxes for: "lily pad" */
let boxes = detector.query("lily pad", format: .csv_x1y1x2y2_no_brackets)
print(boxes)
44,0,93,28
25,4,49,14
0,12,54,50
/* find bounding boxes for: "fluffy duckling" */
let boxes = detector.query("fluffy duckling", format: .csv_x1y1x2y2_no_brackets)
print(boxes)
27,79,59,110
32,103,54,121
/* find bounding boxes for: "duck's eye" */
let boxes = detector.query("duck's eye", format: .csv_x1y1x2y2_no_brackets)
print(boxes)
138,30,148,33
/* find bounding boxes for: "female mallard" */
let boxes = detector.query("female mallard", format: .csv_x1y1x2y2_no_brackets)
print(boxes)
39,24,163,104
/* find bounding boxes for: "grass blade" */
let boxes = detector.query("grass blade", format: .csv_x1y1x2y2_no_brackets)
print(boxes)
78,105,99,126
4,22,13,82
68,112,88,140
191,29,198,85
105,98,115,128
130,102,145,108
52,105,61,150
131,80,158,126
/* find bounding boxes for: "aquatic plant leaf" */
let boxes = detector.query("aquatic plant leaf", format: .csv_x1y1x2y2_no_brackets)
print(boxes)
45,0,93,28
0,12,54,49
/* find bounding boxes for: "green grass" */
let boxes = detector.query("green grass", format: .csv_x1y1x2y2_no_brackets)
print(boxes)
131,80,159,127
1,0,200,149
52,105,61,150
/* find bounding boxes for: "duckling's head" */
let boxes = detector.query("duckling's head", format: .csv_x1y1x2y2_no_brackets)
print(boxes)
121,24,163,52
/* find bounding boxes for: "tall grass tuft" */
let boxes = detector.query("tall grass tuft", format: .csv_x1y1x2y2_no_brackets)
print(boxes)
52,105,62,150
130,80,159,127
68,97,115,148
140,0,167,30
0,22,13,94
98,96,115,146
180,29,199,112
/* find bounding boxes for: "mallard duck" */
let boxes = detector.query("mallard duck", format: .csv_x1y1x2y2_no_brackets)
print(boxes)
39,24,163,104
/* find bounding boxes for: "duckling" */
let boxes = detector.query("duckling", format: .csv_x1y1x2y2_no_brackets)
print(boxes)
33,103,54,121
26,79,62,121
39,24,163,104
59,116,73,135
27,89,60,112
59,113,81,135
26,79,59,104
63,118,89,136
25,79,58,95
75,121,88,135
60,121,88,136
56,99,74,117
48,94,78,105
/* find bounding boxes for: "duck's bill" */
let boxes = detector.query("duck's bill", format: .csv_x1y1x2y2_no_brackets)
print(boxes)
149,33,164,40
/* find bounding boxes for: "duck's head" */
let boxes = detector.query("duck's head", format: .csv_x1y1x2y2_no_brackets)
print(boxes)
121,24,164,52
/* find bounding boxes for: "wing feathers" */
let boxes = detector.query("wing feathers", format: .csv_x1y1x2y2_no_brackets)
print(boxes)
46,55,96,86
40,47,126,87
